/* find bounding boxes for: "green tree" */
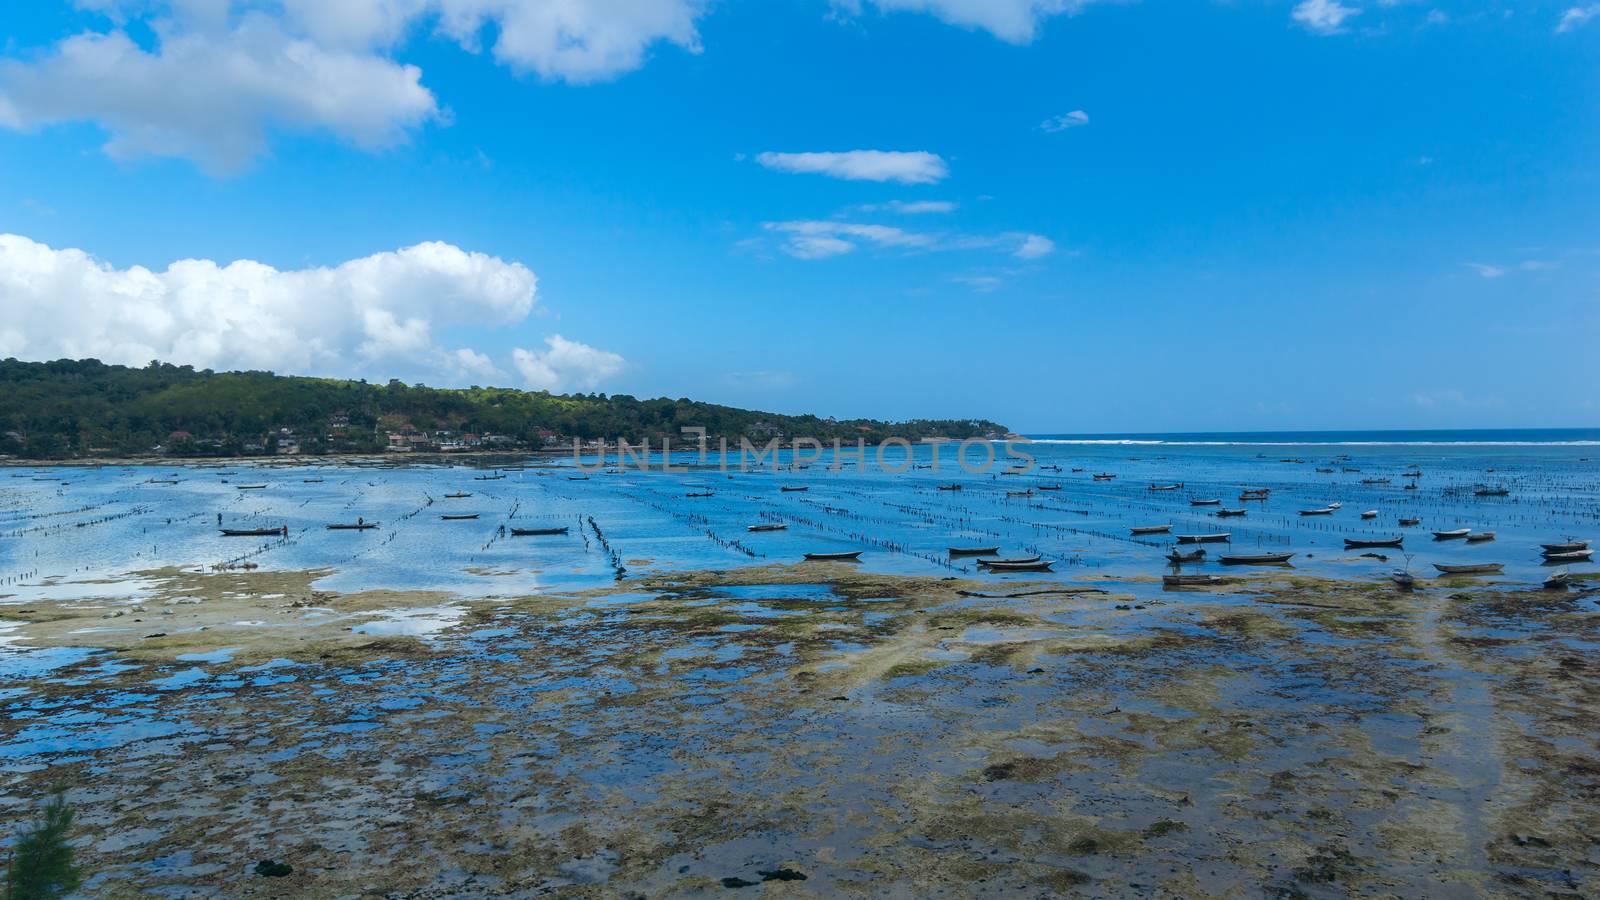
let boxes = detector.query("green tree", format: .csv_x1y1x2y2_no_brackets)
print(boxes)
4,791,81,900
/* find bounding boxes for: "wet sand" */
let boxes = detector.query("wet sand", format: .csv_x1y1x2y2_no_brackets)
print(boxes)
2,566,1596,896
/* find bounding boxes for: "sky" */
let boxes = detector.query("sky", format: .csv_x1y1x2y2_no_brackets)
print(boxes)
0,0,1597,434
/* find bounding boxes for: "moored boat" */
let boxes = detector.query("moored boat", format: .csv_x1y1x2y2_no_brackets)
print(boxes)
685,491,715,497
1542,548,1593,562
441,513,480,520
511,526,570,536
747,523,788,533
1216,508,1247,518
780,486,809,492
1299,507,1335,516
936,484,963,491
1166,548,1206,563
1148,483,1183,491
1541,540,1590,554
1433,563,1503,575
977,555,1043,566
1092,473,1116,481
444,491,472,499
1163,574,1221,586
1345,536,1404,549
1465,532,1496,543
1543,569,1571,590
326,522,380,530
1130,524,1173,535
983,560,1054,572
949,546,1001,556
1190,498,1221,506
1176,532,1231,544
1361,510,1378,519
1391,571,1417,590
1220,552,1295,565
803,551,863,561
220,527,281,537
1432,528,1470,540
1474,487,1509,497
1399,517,1421,527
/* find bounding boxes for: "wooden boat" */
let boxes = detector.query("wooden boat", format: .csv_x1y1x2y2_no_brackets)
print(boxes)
444,492,472,499
302,478,324,483
983,560,1054,572
1433,563,1503,575
1166,549,1206,563
567,475,590,481
1037,485,1062,491
1315,467,1335,473
1177,533,1231,544
148,479,180,484
1345,536,1404,549
1399,517,1421,527
1070,468,1085,473
441,513,480,521
1216,508,1247,518
1543,569,1571,590
220,527,280,537
1148,483,1184,491
1361,510,1378,519
1040,465,1063,472
510,526,570,536
780,486,809,492
1239,489,1270,500
235,484,268,490
1542,548,1593,562
1190,498,1221,507
936,484,963,491
977,555,1043,566
1474,487,1509,497
1433,529,1470,539
1401,470,1422,478
1130,524,1173,535
1092,473,1116,481
1006,490,1034,498
1541,540,1590,554
685,491,715,498
949,546,1001,556
1299,507,1335,516
803,551,862,561
1328,502,1343,509
1163,574,1221,587
1465,532,1496,543
326,522,380,530
1360,478,1390,485
474,474,506,481
1391,571,1417,590
1220,552,1295,565
747,523,788,533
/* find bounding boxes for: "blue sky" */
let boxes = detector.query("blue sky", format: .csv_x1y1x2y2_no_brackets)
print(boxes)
1,1,1597,433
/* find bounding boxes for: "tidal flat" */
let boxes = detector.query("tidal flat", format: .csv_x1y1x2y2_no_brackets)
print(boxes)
2,563,1596,897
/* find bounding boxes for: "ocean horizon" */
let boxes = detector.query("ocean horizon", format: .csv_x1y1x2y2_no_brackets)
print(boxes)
1025,427,1600,446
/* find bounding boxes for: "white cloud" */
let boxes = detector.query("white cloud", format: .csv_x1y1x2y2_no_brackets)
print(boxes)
1040,110,1089,132
855,199,958,214
1465,260,1558,278
0,1,708,170
0,232,623,391
1292,0,1361,34
831,0,1102,44
511,335,625,391
755,150,949,184
0,17,438,173
762,221,1052,262
1557,5,1600,32
1013,234,1055,259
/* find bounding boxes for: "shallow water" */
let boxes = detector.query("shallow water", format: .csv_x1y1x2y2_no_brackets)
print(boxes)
1,441,1594,605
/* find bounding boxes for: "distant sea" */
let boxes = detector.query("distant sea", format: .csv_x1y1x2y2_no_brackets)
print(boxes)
1024,428,1600,446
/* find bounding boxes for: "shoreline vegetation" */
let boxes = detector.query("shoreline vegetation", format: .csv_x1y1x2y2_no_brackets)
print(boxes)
0,359,1005,461
2,563,1596,894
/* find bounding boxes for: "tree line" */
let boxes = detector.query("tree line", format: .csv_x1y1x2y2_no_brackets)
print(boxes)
0,359,1006,459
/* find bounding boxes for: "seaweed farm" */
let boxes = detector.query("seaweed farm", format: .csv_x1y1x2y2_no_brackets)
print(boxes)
1,440,1597,895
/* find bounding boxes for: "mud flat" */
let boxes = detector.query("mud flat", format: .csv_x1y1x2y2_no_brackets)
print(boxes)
1,566,1596,896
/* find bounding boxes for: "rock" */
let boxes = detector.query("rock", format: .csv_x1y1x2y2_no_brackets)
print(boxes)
254,859,292,877
720,876,757,888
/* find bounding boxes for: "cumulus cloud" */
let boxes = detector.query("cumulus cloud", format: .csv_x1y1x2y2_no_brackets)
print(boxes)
1040,110,1089,132
1557,5,1600,32
0,232,623,391
830,0,1102,43
762,221,1051,261
0,1,708,170
511,335,625,391
755,150,949,184
1292,0,1361,34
